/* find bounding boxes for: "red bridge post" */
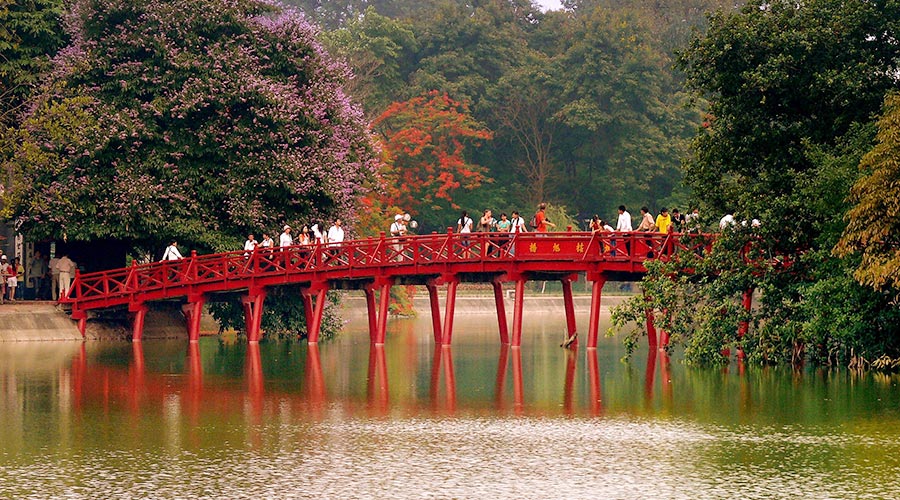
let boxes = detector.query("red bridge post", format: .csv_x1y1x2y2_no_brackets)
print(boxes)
492,278,510,345
242,287,266,343
129,302,149,342
511,276,526,347
183,293,206,343
363,286,378,342
440,275,460,345
738,287,754,338
426,280,443,344
561,274,578,347
301,282,329,344
586,271,607,348
373,277,394,345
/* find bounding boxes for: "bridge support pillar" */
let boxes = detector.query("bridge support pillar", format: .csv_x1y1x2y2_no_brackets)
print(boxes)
426,281,442,344
492,279,509,345
129,303,149,342
363,286,378,342
587,272,607,348
374,278,394,345
242,288,267,343
72,310,87,338
441,276,460,345
183,294,206,343
561,275,578,348
738,287,754,338
301,282,329,344
511,278,526,347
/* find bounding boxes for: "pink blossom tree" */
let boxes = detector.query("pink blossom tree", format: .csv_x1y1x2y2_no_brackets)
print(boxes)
11,0,378,254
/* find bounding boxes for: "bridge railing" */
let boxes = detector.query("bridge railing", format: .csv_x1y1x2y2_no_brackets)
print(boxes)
63,231,715,308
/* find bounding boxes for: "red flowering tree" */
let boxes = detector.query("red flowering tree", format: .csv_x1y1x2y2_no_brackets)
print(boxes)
373,90,492,225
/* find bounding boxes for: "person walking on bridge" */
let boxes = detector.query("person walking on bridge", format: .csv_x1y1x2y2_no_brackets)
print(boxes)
327,218,345,245
56,254,76,300
534,203,555,233
161,241,183,261
390,214,408,262
615,205,633,256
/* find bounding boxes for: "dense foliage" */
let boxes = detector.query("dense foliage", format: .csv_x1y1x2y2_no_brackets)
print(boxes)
11,0,377,251
5,0,378,339
320,0,737,229
836,92,900,292
0,0,66,127
613,0,900,367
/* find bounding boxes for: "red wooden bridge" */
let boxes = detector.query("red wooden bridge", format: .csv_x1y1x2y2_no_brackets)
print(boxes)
62,230,713,348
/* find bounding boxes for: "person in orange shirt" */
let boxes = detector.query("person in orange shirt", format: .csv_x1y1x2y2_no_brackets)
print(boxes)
534,203,556,233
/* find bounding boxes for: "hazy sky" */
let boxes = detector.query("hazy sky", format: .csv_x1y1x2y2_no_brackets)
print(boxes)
535,0,564,12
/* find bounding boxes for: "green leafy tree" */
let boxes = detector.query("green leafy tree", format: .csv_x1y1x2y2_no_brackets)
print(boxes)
836,92,900,292
323,7,417,117
616,0,900,366
0,0,66,126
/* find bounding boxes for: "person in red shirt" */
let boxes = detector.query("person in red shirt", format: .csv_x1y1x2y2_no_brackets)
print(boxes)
534,203,556,233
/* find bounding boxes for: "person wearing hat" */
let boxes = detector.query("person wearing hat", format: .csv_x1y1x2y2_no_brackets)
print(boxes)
390,214,408,262
279,225,293,248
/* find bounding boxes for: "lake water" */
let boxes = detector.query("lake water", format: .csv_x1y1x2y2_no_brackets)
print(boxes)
2,312,899,499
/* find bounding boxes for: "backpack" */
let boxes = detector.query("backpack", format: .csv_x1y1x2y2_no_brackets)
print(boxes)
529,214,538,229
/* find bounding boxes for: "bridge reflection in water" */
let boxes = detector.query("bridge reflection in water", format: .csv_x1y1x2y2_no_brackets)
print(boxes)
65,339,675,421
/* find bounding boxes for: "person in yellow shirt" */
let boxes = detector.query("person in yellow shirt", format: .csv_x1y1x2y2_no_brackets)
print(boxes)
656,207,672,234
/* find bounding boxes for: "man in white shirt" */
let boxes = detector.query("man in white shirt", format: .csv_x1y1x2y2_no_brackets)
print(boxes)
615,205,632,257
161,241,183,261
56,254,76,299
327,219,345,245
509,210,526,233
390,214,407,261
243,233,257,257
390,214,407,237
616,205,633,232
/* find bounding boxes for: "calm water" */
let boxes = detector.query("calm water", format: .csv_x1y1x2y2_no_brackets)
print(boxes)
2,312,900,499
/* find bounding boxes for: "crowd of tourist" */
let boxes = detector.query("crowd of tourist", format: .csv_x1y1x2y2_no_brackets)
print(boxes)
0,248,76,303
154,203,751,265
